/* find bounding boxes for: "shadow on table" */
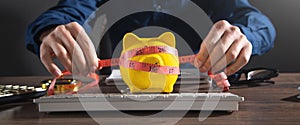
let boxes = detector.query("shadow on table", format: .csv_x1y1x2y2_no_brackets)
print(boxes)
229,83,276,90
0,100,33,112
281,94,300,103
46,110,233,118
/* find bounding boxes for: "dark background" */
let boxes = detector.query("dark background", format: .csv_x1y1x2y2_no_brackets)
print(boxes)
0,0,298,76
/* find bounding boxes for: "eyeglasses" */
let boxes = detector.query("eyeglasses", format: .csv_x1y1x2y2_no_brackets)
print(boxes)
228,67,279,88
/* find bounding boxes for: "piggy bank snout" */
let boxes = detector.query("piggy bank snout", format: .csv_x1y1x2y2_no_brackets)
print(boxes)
139,55,164,65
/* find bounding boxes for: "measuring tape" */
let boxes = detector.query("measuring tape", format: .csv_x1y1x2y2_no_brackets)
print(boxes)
97,45,195,75
97,45,230,92
47,46,230,95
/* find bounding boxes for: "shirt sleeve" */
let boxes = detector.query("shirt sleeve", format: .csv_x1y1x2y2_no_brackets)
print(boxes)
206,0,276,56
25,0,107,55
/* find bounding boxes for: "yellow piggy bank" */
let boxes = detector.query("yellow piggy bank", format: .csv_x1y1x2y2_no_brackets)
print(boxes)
119,32,179,93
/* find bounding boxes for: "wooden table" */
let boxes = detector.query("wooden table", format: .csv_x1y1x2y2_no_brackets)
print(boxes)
0,73,300,125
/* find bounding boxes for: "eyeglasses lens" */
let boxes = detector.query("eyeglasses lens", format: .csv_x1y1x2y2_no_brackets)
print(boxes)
247,69,277,81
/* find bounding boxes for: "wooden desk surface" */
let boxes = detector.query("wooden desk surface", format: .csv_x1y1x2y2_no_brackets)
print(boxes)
0,73,300,125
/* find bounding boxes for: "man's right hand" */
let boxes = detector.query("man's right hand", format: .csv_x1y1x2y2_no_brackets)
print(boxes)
40,22,99,77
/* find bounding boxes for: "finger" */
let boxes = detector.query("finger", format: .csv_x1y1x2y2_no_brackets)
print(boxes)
207,27,242,73
50,39,73,73
194,43,209,69
202,20,230,50
54,25,76,60
225,40,252,75
53,25,85,74
195,20,230,72
71,43,88,75
40,43,62,77
212,38,243,73
66,22,98,72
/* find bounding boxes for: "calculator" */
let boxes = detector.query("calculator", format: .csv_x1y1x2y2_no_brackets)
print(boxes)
0,84,46,105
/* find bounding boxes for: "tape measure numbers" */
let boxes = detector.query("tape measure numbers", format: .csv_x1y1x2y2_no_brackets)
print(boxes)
97,46,194,74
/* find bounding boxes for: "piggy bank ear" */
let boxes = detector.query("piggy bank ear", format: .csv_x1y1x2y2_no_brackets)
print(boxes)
123,33,140,50
158,32,176,47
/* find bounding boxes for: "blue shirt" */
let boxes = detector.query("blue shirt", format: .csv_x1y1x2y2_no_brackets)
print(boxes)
25,0,276,57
